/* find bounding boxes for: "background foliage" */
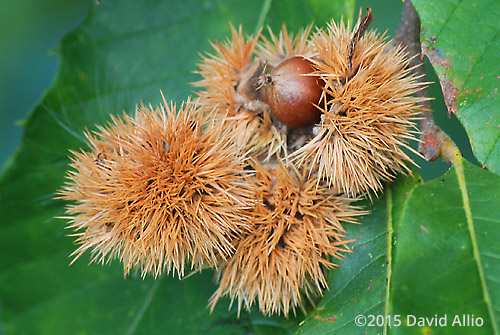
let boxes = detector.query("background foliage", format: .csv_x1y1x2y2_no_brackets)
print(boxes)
1,0,499,334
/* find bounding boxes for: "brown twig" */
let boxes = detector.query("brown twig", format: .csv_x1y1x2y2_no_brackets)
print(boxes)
393,1,459,164
347,8,374,72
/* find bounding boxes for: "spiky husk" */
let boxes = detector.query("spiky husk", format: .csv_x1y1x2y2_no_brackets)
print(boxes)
255,24,315,66
193,25,285,159
209,162,365,317
59,99,255,278
290,19,426,196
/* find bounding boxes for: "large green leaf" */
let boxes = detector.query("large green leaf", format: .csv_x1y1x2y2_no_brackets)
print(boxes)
412,0,500,174
390,160,500,334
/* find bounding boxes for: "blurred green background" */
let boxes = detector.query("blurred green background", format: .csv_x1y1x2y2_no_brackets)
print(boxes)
0,0,477,179
0,0,88,170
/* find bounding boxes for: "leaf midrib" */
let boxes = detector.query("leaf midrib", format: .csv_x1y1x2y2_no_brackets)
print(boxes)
456,159,499,334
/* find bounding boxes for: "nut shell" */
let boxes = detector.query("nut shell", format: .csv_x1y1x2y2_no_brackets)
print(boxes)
265,56,323,128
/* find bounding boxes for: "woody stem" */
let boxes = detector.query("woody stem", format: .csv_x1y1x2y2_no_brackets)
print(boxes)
393,1,459,163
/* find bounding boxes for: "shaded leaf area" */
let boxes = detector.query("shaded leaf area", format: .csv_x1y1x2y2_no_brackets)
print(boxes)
0,259,298,335
296,198,390,335
391,160,500,334
0,0,352,334
261,0,355,32
413,0,500,174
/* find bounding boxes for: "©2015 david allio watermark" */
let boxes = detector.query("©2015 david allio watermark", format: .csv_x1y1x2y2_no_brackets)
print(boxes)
354,314,484,328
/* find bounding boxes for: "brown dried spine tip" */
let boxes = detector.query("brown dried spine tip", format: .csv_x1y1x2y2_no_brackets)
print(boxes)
264,56,323,128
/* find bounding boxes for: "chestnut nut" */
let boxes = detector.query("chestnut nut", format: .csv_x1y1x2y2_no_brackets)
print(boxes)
264,56,323,128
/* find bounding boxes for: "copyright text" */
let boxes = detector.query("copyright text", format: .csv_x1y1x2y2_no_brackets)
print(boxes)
354,314,484,328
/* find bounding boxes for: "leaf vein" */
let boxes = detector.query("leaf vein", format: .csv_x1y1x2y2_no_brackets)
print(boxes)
126,277,162,335
456,160,499,335
383,187,394,335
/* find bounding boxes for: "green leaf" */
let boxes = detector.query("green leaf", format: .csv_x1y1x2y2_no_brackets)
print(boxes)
259,0,355,32
0,1,352,334
390,160,500,334
412,0,500,174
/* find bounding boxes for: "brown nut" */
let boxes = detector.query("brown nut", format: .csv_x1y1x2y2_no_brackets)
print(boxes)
265,56,323,128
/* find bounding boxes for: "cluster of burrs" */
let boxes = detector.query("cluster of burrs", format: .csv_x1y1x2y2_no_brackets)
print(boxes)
59,9,426,317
